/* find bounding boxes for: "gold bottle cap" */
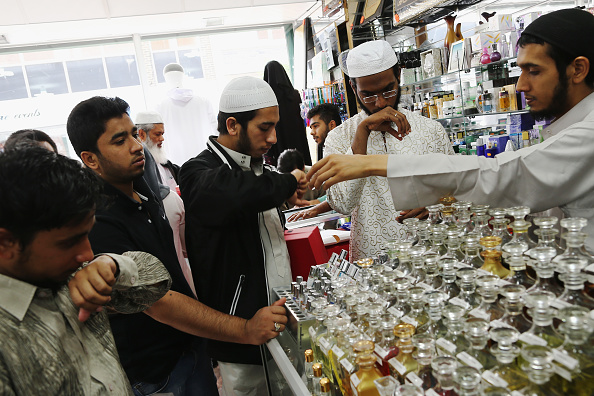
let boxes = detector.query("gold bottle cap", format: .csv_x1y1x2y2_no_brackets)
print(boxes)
352,339,375,354
320,378,331,392
480,236,502,248
393,322,415,338
313,363,322,377
304,349,313,363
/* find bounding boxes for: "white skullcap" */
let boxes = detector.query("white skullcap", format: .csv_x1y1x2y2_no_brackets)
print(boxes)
339,40,398,78
219,76,278,113
135,111,163,124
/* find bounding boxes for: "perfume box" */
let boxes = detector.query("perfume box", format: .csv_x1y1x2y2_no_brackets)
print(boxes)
489,14,514,32
470,31,502,53
284,226,328,281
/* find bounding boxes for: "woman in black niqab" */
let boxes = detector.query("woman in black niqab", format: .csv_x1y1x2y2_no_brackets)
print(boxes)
263,60,312,167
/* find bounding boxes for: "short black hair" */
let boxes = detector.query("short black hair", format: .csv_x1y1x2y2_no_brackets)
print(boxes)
277,149,305,173
0,147,101,249
67,96,130,157
517,33,594,88
307,103,342,127
217,110,257,135
4,129,58,153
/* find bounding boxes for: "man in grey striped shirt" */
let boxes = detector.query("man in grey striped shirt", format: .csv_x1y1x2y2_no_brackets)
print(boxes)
0,147,172,395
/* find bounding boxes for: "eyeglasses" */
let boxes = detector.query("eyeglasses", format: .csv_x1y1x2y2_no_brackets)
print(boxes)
361,89,398,104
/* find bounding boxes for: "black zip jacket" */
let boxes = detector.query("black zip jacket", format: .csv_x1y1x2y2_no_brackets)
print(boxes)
179,136,297,364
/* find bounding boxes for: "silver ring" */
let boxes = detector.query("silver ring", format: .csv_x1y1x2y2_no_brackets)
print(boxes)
274,322,281,332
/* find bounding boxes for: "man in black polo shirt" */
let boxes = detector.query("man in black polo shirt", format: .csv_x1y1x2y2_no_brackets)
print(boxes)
66,96,288,396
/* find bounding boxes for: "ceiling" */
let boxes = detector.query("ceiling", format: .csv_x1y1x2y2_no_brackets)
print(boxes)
0,0,320,48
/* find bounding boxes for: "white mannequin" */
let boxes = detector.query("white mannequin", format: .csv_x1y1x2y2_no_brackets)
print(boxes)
155,63,217,165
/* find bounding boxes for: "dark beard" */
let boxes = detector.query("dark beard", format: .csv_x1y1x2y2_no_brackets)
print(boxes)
236,127,253,157
529,73,570,121
355,88,402,116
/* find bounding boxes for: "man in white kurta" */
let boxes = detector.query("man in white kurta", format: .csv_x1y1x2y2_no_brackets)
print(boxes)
309,9,594,253
325,40,453,260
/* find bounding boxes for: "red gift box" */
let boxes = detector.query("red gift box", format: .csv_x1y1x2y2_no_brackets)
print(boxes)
284,226,329,281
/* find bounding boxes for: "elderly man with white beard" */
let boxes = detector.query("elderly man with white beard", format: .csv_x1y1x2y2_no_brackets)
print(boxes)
136,111,180,192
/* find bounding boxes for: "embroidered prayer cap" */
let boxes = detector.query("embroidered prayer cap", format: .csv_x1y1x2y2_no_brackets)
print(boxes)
522,9,594,63
219,76,278,113
135,111,163,124
338,40,398,78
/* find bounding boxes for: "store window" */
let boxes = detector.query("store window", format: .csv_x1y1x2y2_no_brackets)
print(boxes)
153,51,177,83
178,49,204,79
66,58,107,92
25,62,69,96
105,55,140,88
0,66,28,101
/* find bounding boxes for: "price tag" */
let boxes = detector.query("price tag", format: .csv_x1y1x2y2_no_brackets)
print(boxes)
417,282,433,291
436,338,456,354
511,392,524,396
319,337,331,355
519,333,548,346
341,358,354,374
448,297,470,310
550,299,572,310
554,364,573,382
332,345,345,360
552,349,578,370
309,326,316,340
482,370,508,387
400,315,418,328
388,306,404,318
457,352,483,370
406,372,423,387
376,298,390,309
375,344,388,360
477,269,491,276
489,320,513,329
497,278,511,286
388,357,407,375
350,373,361,388
394,270,405,277
469,308,490,321
455,262,472,269
426,390,440,396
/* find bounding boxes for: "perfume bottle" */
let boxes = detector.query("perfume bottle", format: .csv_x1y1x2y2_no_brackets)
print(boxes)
520,291,564,349
408,334,439,391
470,274,505,321
462,235,484,269
453,366,482,395
480,47,492,64
374,376,398,396
339,335,371,396
403,286,430,330
417,290,448,338
416,221,433,253
520,345,563,396
530,216,564,256
489,208,512,246
505,207,537,249
503,241,536,288
430,356,458,395
389,323,418,383
350,351,384,396
439,258,461,300
427,203,444,224
429,224,448,256
436,304,471,357
454,268,481,310
424,253,443,290
329,318,351,391
402,217,420,245
443,230,466,262
453,201,474,235
556,256,594,309
303,349,315,392
470,204,492,237
487,327,530,391
374,315,399,376
409,245,427,284
459,317,497,371
490,43,501,62
492,284,532,333
527,247,564,297
479,236,510,278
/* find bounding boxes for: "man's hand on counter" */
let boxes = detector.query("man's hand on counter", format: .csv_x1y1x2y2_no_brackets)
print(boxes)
396,207,428,223
244,298,288,344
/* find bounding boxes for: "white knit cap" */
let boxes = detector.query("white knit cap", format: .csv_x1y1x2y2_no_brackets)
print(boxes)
339,40,398,78
219,76,278,113
135,111,163,124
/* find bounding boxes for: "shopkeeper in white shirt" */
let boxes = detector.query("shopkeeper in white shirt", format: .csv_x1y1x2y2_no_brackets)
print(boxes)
308,8,594,252
324,40,454,261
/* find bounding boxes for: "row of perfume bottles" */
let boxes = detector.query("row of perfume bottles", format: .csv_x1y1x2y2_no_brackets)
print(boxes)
301,283,594,395
294,204,594,395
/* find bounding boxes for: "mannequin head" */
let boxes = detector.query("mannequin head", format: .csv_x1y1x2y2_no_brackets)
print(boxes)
163,63,185,89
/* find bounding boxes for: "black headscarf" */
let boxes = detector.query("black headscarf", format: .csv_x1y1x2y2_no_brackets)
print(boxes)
263,61,312,166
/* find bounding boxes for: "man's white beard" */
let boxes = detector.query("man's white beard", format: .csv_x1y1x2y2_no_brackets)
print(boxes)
146,140,169,165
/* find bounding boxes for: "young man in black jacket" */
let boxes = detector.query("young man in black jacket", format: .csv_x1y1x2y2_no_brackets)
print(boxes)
179,76,307,395
67,95,289,396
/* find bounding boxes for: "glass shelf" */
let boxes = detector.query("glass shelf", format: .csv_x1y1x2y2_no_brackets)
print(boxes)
434,109,528,122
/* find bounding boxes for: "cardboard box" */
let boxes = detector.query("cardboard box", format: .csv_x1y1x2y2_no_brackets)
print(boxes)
516,12,541,29
470,32,502,53
489,14,514,32
284,226,328,281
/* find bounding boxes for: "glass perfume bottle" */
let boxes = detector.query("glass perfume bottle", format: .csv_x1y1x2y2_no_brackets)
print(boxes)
489,208,512,246
409,245,427,284
427,203,444,225
318,316,338,379
486,327,530,391
395,241,414,277
458,317,497,371
480,47,492,64
374,376,398,396
453,366,482,395
429,224,448,256
559,217,594,258
556,256,594,309
490,43,501,62
303,349,315,392
453,201,473,235
527,247,564,297
520,291,564,349
520,345,563,396
340,335,371,396
374,315,399,376
416,221,433,253
402,217,420,245
470,204,491,237
389,323,418,383
436,304,471,357
454,268,480,310
462,235,484,269
531,216,564,254
502,241,535,287
491,284,532,333
350,351,384,396
443,230,466,262
408,334,439,391
480,236,510,278
395,384,424,396
403,286,430,330
319,377,331,395
417,290,448,338
329,318,351,391
424,253,443,290
313,362,323,396
430,356,458,395
393,277,412,317
439,258,461,300
470,274,504,321
505,206,537,248
309,298,329,363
